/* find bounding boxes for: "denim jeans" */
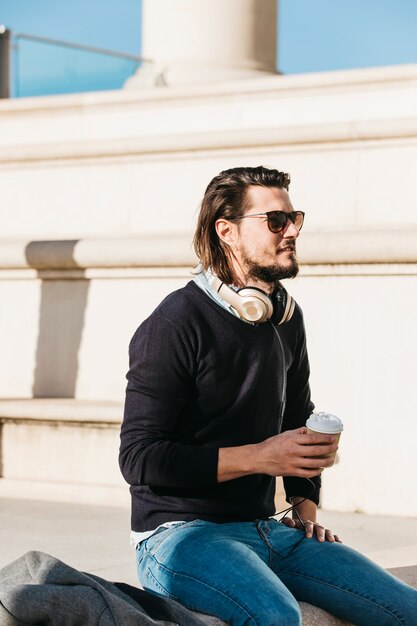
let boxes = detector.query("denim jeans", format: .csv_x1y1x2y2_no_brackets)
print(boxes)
136,518,417,626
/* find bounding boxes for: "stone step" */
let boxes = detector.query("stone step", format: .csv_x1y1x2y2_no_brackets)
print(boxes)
0,398,128,506
0,398,292,511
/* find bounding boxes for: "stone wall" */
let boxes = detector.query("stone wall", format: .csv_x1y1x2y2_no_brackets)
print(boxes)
0,64,416,514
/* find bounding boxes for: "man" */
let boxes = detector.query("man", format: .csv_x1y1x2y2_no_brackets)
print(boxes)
120,166,417,625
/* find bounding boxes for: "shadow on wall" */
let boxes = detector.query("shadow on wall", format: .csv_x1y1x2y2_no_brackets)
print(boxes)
25,241,90,398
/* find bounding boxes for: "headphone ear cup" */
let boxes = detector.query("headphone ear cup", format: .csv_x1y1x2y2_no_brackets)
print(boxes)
274,286,296,325
237,288,273,323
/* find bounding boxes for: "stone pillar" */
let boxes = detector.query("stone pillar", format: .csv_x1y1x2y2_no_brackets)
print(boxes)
125,0,278,88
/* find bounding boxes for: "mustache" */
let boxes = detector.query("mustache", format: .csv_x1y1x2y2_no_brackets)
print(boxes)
278,239,297,253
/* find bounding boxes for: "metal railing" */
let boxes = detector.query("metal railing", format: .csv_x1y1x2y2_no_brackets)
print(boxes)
0,26,11,97
0,27,149,98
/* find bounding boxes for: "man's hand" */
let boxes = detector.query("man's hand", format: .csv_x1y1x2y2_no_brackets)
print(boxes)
281,496,342,543
281,516,342,543
253,427,338,478
217,427,338,482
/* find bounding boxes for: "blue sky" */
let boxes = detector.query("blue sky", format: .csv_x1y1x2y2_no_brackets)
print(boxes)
0,0,142,95
1,0,417,96
0,0,141,53
279,0,417,73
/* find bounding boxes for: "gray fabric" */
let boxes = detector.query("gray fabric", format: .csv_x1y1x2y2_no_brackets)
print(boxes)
0,551,222,626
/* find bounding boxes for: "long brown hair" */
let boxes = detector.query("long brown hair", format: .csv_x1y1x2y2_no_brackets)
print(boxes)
193,166,290,284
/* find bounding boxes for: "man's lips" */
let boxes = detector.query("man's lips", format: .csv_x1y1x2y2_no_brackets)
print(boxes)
277,238,297,254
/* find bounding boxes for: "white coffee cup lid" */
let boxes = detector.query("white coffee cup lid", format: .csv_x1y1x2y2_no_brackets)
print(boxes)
306,411,344,434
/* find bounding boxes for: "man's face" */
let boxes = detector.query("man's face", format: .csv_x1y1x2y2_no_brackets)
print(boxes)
233,185,301,289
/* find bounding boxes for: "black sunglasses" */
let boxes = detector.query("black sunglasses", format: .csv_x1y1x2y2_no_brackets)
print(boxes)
234,210,305,234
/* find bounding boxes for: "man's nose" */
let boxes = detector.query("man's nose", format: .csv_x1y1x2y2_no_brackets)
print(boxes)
283,220,300,238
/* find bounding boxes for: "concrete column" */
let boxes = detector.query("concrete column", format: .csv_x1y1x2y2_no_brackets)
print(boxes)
125,0,278,88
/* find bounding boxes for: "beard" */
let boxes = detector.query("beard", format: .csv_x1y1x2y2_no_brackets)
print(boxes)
241,246,299,289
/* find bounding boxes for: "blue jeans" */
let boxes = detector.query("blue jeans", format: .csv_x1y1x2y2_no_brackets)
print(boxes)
136,518,417,626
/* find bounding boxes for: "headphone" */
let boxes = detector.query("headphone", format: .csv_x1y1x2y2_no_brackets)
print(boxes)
209,274,295,325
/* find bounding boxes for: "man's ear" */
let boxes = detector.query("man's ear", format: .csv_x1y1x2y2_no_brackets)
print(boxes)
215,218,236,247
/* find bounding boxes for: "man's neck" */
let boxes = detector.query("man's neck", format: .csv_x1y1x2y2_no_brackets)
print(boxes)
233,270,275,296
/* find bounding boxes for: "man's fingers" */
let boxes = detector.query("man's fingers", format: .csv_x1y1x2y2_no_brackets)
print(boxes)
297,433,338,445
314,524,326,542
289,467,324,478
302,521,314,538
300,444,338,458
315,526,341,543
289,517,342,544
295,455,335,469
283,455,337,475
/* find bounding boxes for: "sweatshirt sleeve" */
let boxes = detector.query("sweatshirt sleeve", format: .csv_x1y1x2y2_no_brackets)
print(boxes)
119,314,219,489
281,308,321,505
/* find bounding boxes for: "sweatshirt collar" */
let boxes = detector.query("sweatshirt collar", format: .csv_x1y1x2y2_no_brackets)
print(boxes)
193,263,243,320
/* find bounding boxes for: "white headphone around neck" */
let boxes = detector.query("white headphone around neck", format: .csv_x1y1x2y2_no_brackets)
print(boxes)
209,274,295,324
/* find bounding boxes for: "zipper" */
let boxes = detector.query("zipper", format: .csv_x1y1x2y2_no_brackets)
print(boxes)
270,321,287,434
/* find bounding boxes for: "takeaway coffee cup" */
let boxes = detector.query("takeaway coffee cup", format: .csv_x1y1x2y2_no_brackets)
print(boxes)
305,412,344,461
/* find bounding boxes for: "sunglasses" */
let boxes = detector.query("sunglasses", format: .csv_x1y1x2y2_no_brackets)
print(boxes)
234,210,305,234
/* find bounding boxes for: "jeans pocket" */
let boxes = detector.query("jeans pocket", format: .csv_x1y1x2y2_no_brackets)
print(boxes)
145,522,188,557
146,519,205,557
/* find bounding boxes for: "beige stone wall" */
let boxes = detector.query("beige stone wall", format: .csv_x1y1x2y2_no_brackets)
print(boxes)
1,244,415,515
1,64,417,239
0,64,416,514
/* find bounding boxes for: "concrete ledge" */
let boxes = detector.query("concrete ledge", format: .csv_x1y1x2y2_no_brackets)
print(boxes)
0,398,123,425
0,478,130,508
1,62,417,114
299,230,417,265
298,602,350,625
0,399,125,494
388,564,417,588
1,117,417,164
1,231,417,270
0,237,195,270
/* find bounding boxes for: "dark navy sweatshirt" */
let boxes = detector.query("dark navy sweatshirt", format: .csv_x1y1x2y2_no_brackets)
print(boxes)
119,280,319,532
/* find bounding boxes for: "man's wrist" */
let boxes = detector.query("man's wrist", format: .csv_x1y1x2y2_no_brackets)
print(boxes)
290,496,317,522
217,443,259,482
